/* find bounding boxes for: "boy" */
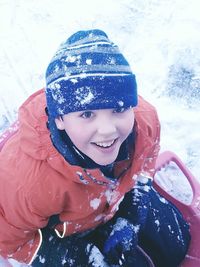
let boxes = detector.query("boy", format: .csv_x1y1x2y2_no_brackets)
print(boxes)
0,29,190,267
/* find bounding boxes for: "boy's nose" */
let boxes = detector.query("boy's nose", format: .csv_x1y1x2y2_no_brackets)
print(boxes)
97,120,117,136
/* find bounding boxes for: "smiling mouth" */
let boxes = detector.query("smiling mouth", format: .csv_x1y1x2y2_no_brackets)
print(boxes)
92,138,118,148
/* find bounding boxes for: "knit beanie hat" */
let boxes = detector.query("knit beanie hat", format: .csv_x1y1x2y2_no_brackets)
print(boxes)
45,29,137,118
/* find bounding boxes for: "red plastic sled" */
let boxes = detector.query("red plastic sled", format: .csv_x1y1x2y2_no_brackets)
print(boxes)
0,125,200,267
154,151,200,267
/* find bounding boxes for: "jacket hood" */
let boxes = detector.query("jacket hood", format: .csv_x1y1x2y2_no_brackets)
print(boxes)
18,89,56,160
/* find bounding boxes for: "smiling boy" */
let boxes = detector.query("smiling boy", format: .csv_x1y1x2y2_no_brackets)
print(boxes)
0,29,190,267
55,107,134,166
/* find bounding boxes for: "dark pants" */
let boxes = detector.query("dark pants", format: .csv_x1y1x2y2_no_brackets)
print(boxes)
32,187,190,267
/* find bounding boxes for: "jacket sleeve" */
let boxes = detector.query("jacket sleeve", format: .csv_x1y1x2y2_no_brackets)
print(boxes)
136,104,161,178
0,169,70,265
0,186,48,264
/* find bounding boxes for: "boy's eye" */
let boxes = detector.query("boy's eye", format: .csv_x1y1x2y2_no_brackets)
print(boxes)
113,107,127,113
80,111,94,119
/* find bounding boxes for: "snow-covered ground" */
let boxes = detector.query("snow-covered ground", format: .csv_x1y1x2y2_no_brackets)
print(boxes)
0,0,200,266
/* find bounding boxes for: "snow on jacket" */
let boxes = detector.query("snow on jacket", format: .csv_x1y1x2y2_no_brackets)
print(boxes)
0,89,160,264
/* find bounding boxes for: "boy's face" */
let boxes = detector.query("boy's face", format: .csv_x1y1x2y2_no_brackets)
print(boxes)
55,108,135,166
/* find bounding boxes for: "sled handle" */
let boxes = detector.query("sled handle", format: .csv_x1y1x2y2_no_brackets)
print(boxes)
155,151,200,207
155,155,200,267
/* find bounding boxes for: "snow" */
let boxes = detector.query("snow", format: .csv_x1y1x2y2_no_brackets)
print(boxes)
0,0,200,266
155,161,193,205
90,198,101,210
1,0,199,180
87,244,108,267
75,86,95,105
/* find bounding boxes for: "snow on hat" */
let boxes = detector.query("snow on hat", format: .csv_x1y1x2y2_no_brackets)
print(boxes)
45,29,138,118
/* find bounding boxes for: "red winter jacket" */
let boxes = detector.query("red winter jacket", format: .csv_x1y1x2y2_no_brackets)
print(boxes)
0,89,160,264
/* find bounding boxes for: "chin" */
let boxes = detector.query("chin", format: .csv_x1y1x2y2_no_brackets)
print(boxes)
94,157,116,166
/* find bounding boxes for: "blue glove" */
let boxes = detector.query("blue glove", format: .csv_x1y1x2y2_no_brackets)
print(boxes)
103,217,139,265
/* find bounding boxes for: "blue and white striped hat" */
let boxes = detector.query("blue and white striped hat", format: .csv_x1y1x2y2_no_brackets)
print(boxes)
45,29,138,118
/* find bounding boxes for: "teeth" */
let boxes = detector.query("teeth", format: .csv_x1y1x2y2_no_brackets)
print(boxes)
95,140,115,148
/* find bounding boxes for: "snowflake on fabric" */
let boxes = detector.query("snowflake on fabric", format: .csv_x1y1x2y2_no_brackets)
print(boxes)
75,86,95,106
52,88,65,105
90,198,101,210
